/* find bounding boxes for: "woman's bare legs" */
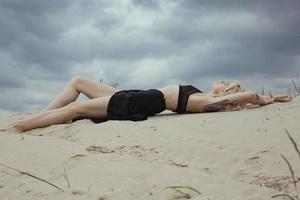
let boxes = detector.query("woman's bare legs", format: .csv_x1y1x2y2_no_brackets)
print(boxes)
42,75,118,111
0,76,117,132
1,96,112,133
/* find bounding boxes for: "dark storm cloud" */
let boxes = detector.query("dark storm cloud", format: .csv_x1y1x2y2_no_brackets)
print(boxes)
0,0,168,79
0,0,75,82
0,0,299,115
152,0,300,81
132,0,160,9
0,0,71,41
0,74,23,88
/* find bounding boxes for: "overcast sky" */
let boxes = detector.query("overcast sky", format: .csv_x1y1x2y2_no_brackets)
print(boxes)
0,0,299,116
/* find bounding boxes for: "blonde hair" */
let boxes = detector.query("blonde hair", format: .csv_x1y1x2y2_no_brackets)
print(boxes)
217,81,245,112
220,81,243,95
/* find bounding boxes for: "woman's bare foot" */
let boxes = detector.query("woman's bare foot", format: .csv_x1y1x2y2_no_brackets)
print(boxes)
0,122,24,133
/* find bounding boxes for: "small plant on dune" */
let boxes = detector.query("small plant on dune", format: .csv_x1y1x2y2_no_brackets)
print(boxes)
164,186,202,199
64,167,71,188
288,73,300,98
99,78,118,89
261,87,265,96
272,129,300,200
0,162,64,192
111,82,119,89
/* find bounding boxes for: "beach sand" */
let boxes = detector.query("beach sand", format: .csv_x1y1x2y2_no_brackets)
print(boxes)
0,98,300,200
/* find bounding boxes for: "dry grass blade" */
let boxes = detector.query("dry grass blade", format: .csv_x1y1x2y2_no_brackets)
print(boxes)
284,128,300,160
297,72,299,94
64,168,70,188
171,188,191,199
165,186,202,195
292,80,299,96
280,155,299,199
261,87,265,95
272,193,297,200
0,162,64,192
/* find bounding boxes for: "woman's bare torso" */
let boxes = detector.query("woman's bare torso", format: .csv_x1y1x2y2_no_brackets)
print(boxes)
158,85,211,113
158,85,179,111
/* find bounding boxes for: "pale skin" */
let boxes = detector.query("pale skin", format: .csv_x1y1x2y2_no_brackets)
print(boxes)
0,76,293,133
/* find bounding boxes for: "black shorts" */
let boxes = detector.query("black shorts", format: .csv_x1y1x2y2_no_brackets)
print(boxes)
107,89,166,121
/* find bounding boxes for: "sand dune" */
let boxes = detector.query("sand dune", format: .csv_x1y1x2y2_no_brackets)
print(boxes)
0,98,300,200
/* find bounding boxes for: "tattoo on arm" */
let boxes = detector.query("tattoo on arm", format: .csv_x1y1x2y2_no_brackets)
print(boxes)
203,99,230,112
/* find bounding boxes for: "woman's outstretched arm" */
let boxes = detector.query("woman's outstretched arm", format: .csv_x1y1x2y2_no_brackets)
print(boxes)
202,91,292,112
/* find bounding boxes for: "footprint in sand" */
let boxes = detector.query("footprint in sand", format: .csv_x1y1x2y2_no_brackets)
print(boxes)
168,160,189,168
250,173,300,192
86,145,160,158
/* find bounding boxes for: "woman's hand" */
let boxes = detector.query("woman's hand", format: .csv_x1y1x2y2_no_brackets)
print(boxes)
269,91,293,102
0,126,13,132
260,91,293,105
0,127,8,131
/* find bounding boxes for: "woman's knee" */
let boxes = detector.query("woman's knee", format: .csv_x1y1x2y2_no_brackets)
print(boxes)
70,75,87,89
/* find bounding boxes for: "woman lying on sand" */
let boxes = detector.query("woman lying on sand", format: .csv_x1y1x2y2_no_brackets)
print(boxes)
0,75,293,133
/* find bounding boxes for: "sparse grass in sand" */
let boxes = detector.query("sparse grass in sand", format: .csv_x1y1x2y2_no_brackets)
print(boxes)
99,78,119,89
261,73,299,98
0,162,64,192
288,73,300,97
64,167,71,188
272,129,300,200
164,186,202,199
261,87,265,96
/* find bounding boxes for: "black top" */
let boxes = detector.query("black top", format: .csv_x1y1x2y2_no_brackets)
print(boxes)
174,85,203,114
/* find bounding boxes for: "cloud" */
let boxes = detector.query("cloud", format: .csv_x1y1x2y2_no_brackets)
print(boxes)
132,0,161,9
0,0,299,115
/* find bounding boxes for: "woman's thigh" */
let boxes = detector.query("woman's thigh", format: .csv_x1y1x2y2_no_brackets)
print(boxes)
71,96,112,119
73,75,119,99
